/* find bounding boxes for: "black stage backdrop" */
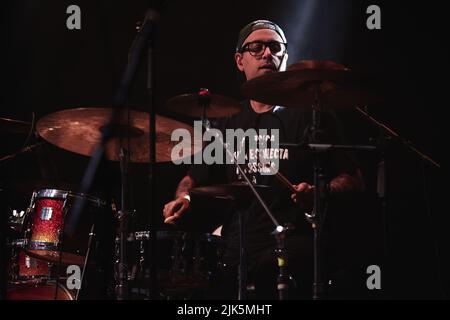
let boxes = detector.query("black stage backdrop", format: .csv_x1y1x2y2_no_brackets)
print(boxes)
1,0,447,300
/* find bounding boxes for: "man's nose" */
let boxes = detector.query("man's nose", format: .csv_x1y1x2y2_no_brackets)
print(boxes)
261,45,273,59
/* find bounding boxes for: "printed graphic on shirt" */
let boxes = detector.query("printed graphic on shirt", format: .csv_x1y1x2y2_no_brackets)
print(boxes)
170,121,284,176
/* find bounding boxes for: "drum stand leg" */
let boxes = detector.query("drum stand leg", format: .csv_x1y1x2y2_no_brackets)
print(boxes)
114,210,130,300
76,224,96,300
236,206,247,301
114,147,132,300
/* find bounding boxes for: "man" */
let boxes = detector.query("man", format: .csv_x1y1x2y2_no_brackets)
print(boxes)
163,20,363,299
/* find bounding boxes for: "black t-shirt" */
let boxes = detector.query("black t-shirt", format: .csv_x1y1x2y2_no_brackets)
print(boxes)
188,101,358,264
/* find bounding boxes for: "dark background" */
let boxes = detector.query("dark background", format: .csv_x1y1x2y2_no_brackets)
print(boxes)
1,0,447,299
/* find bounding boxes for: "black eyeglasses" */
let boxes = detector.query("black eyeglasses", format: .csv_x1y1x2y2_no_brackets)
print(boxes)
240,41,287,57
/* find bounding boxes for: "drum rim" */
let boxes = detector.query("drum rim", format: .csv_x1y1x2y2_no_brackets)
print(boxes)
7,281,74,300
33,188,106,207
68,192,106,207
130,230,222,242
34,188,69,199
27,241,59,251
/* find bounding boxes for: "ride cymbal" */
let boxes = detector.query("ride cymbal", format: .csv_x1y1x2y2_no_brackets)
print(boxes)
241,60,380,109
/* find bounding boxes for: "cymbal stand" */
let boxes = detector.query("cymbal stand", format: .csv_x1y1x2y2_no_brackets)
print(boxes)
197,89,290,300
300,86,382,300
304,83,328,300
114,147,132,300
0,142,43,165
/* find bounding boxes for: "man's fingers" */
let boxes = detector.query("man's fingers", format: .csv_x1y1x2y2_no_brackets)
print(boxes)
164,209,180,224
291,183,316,205
163,198,190,223
163,201,179,218
163,203,174,218
295,182,309,193
164,215,177,224
172,207,183,218
173,200,190,216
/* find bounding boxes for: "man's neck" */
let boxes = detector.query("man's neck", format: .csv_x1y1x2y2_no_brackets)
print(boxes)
250,100,274,113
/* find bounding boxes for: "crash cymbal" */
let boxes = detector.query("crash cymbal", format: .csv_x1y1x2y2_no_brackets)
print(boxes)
0,117,31,134
36,107,201,163
166,90,242,118
241,60,379,109
190,181,271,200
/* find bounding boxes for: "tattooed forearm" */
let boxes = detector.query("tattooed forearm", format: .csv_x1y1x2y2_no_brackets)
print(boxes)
175,175,195,198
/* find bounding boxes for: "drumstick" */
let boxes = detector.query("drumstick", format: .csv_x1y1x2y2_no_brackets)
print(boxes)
274,171,297,193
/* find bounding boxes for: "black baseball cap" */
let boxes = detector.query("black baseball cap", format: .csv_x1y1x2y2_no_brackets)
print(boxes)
236,20,287,52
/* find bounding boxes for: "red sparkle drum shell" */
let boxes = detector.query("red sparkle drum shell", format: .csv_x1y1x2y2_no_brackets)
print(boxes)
24,188,106,265
15,250,51,281
7,282,73,300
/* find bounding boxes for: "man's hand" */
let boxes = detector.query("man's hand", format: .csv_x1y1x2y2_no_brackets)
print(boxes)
291,182,314,211
163,197,190,224
163,175,195,224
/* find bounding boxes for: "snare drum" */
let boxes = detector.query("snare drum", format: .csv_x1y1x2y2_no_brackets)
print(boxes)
24,188,106,265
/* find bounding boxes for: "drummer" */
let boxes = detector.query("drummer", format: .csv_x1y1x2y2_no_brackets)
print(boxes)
163,20,364,299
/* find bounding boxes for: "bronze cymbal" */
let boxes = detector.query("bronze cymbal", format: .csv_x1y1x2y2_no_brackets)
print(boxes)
241,60,379,109
166,91,242,118
0,117,31,134
36,107,201,163
190,181,271,200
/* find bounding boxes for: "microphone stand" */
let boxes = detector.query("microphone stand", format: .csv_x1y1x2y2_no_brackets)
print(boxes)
66,8,159,300
304,84,333,300
354,106,441,297
354,107,440,169
197,90,290,300
145,9,159,300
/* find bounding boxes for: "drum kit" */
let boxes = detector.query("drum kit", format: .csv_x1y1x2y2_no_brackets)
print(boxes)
1,107,221,299
4,59,436,300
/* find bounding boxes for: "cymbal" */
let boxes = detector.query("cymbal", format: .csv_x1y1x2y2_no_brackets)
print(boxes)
0,117,31,134
36,107,202,163
190,181,271,200
166,92,242,118
241,60,379,109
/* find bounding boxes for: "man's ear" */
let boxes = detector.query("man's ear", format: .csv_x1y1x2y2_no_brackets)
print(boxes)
235,52,244,72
